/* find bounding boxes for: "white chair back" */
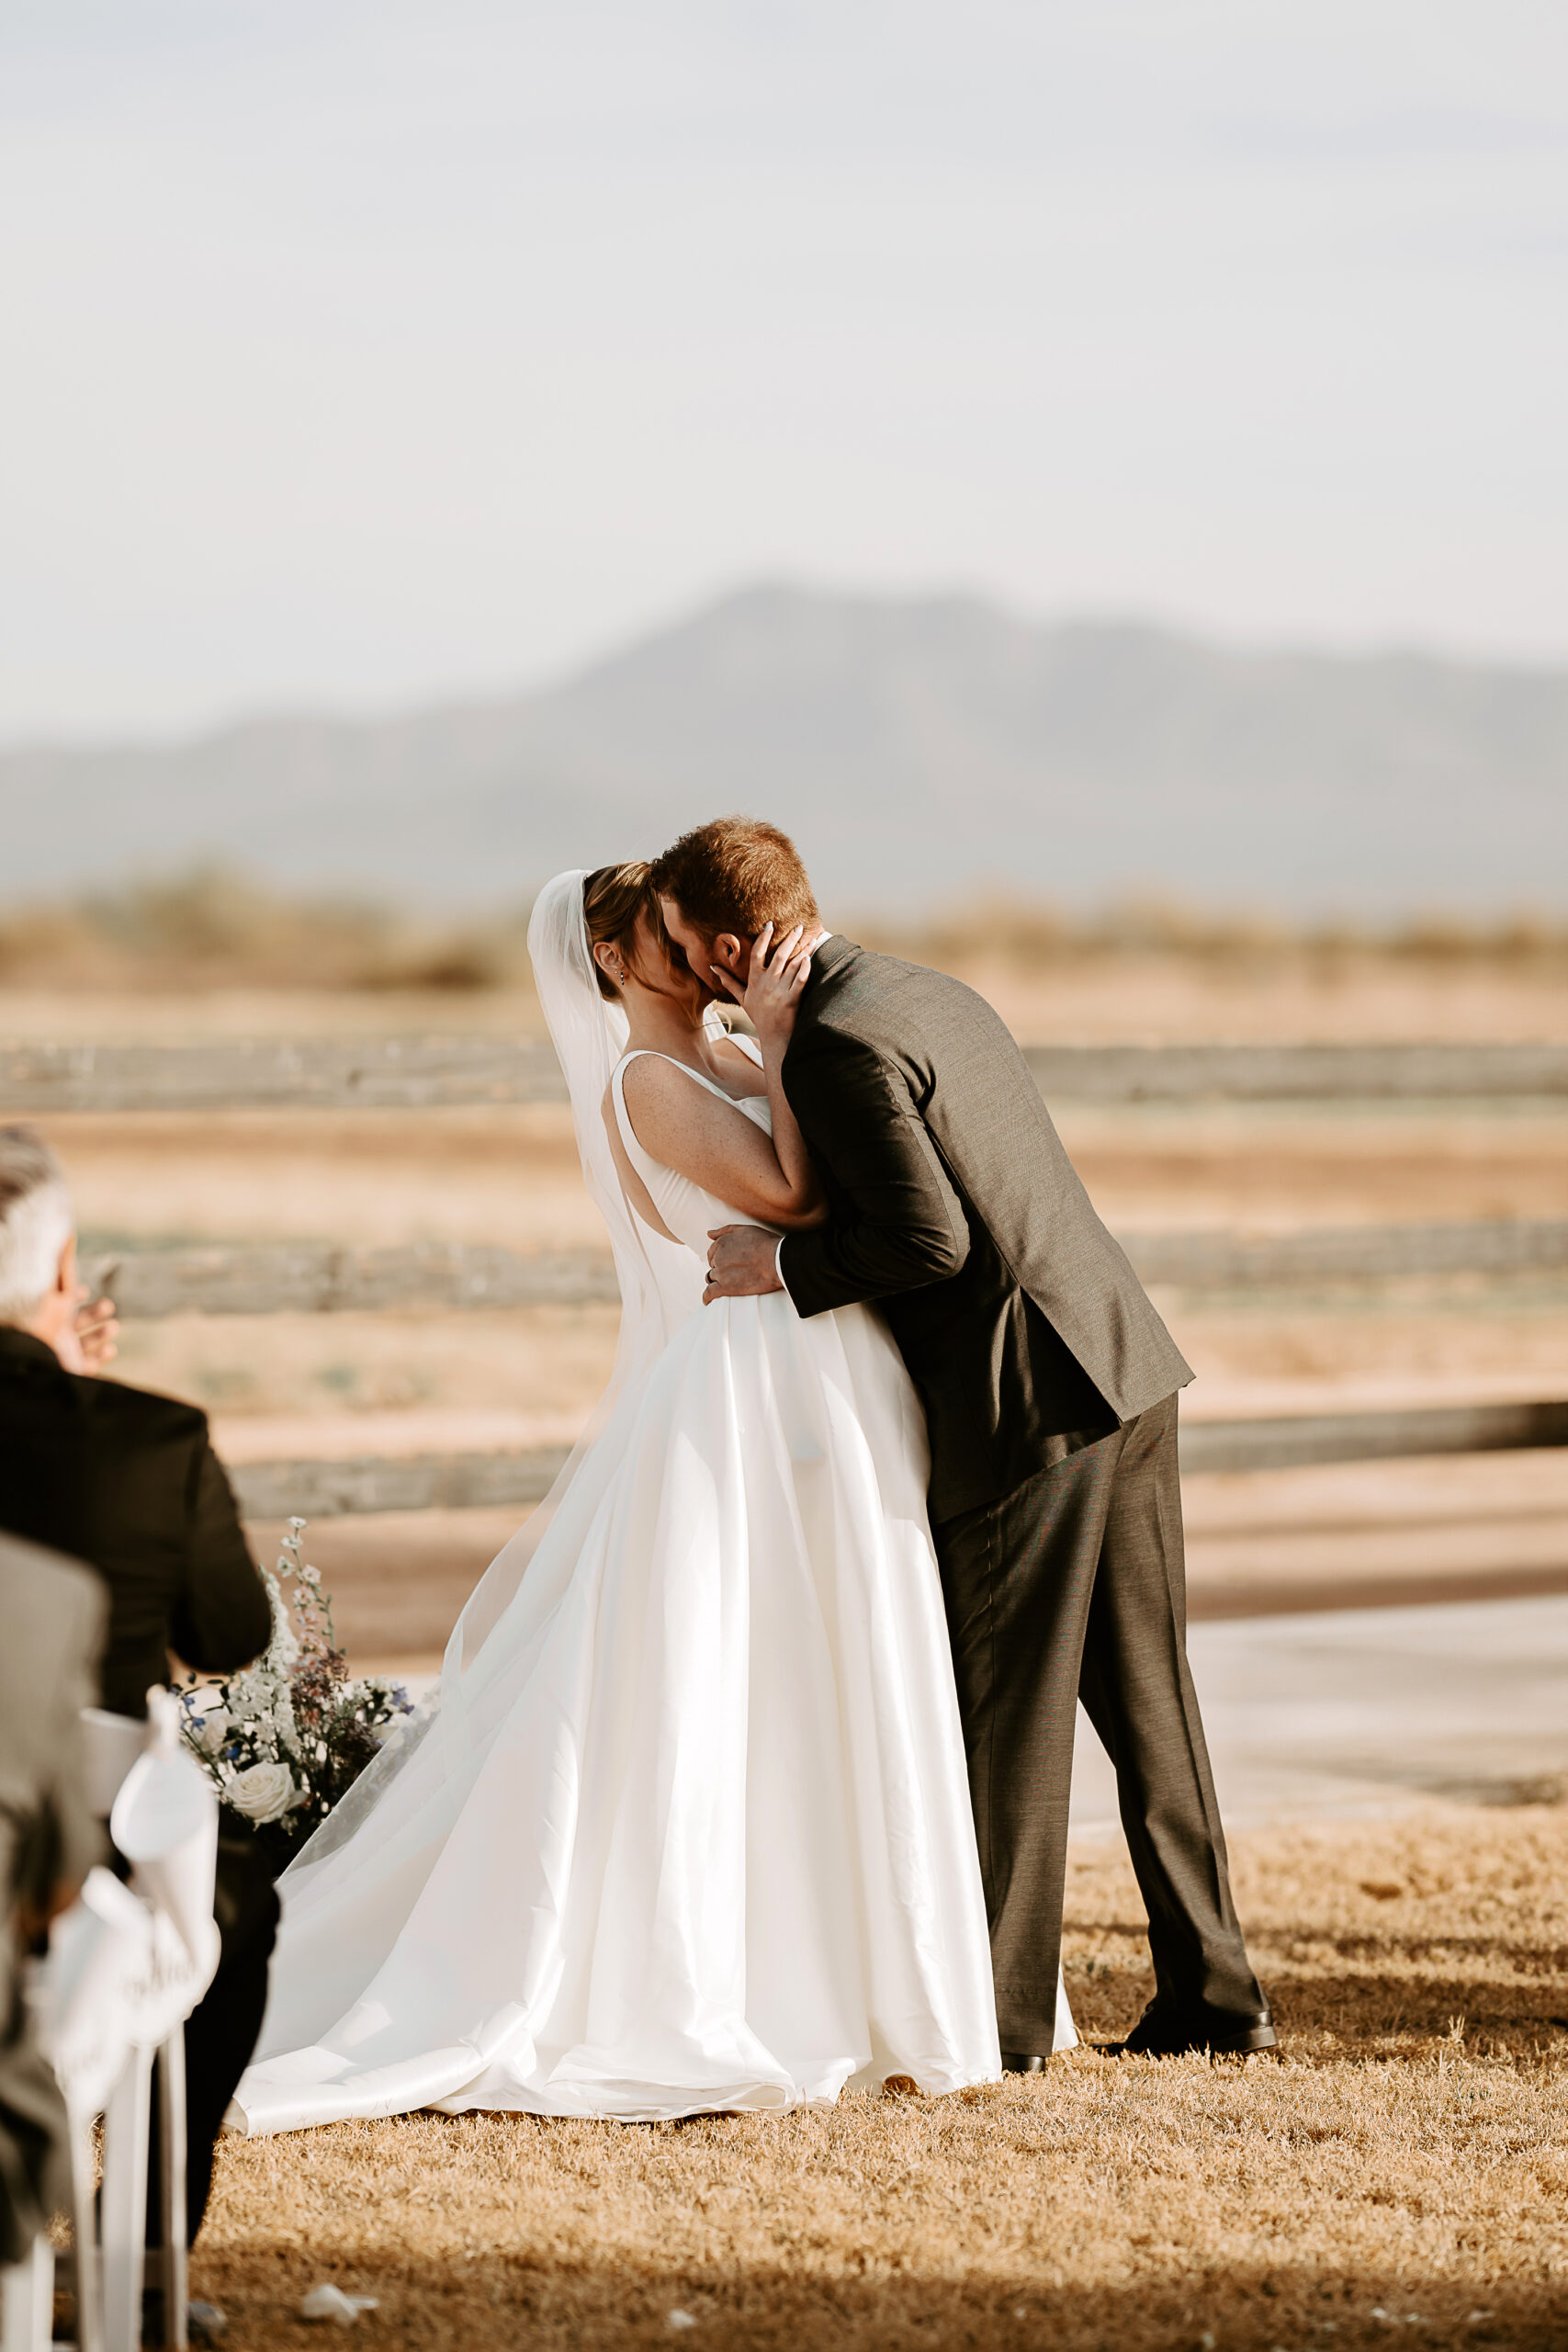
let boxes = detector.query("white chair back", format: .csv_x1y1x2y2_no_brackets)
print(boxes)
1,2241,54,2352
79,1711,146,1820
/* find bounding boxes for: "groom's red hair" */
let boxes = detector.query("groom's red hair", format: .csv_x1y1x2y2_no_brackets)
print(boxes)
651,817,818,942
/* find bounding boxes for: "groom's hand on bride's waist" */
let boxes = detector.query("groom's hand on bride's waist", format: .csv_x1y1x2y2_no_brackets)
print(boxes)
705,1225,785,1303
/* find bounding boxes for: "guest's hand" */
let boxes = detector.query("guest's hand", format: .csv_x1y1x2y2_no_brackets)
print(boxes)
72,1296,120,1374
705,1226,784,1303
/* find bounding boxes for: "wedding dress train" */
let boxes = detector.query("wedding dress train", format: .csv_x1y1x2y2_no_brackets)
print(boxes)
232,882,1069,2133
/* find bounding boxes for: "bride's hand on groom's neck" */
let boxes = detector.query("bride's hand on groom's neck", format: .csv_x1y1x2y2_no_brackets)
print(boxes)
709,922,818,1055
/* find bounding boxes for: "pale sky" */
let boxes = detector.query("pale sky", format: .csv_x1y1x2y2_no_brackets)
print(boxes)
3,0,1566,738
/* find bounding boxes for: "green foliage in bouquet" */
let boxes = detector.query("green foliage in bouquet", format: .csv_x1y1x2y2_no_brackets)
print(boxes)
177,1518,416,1869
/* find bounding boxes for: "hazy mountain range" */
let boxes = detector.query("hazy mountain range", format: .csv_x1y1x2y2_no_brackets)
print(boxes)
6,584,1565,915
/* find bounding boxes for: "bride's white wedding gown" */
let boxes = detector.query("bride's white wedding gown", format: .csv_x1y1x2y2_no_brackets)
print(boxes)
233,1030,1069,2133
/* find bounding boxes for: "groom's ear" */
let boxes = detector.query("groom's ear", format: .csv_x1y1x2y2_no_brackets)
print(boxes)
712,933,748,979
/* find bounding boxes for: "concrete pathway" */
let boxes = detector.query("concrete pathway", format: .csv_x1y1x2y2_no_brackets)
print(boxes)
1068,1591,1568,1835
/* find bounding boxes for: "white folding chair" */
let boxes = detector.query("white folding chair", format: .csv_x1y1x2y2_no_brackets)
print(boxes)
0,1702,140,2352
1,2238,56,2352
36,1698,220,2352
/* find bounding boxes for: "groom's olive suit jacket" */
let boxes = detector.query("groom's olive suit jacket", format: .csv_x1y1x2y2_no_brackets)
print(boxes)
777,936,1191,1524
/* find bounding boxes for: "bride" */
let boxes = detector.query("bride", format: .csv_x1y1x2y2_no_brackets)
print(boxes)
232,865,1053,2132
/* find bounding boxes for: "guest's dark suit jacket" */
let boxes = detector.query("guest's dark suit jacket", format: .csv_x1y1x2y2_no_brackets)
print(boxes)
0,1328,270,1718
0,1327,281,2245
778,937,1191,1522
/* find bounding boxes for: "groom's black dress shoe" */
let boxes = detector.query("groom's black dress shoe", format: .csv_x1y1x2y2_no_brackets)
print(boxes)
1109,1995,1278,2059
1000,2051,1051,2073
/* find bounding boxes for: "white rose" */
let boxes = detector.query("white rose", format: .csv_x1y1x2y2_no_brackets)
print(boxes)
227,1761,299,1824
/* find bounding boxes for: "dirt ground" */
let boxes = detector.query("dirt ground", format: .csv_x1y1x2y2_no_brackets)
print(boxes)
194,1809,1568,2352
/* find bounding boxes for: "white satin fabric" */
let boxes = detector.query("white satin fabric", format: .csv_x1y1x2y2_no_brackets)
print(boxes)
232,1025,1061,2134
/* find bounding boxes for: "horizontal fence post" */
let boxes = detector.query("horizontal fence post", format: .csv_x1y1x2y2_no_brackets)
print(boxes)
1179,1399,1568,1476
1021,1042,1568,1102
8,1036,1568,1114
233,1446,574,1520
229,1401,1568,1519
0,1036,569,1113
78,1219,1568,1317
82,1241,624,1317
1121,1218,1568,1287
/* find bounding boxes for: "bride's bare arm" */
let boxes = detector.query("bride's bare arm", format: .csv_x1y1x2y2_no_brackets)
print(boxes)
620,926,827,1229
618,1059,825,1228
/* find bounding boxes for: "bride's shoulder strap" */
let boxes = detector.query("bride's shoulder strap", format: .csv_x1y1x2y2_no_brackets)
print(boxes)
617,1050,735,1107
716,1030,764,1069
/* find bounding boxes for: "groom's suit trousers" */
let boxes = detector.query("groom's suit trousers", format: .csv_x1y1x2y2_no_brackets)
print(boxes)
931,1393,1262,2052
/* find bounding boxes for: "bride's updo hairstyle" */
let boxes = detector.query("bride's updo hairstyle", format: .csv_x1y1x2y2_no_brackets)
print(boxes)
650,817,818,943
582,861,671,1001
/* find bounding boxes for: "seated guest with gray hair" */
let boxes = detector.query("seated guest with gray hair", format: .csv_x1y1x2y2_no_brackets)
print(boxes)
0,1126,270,1714
0,1125,276,2322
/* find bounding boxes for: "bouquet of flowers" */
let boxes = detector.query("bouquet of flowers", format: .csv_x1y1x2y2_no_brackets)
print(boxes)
177,1519,417,1868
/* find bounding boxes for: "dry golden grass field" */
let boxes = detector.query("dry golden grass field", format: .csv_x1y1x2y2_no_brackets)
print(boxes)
197,1811,1568,2352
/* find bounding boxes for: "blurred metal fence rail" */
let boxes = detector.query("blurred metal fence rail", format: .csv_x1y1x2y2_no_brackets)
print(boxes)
1179,1399,1568,1476
1025,1042,1568,1102
1124,1217,1568,1286
8,1035,1568,1112
85,1240,624,1316
1,1035,568,1113
80,1218,1568,1317
231,1400,1568,1521
234,1446,573,1520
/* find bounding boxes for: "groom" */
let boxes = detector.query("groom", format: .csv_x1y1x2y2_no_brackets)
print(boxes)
654,816,1275,2064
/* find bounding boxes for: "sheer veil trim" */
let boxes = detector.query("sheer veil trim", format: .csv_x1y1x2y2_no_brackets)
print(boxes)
279,869,706,1871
